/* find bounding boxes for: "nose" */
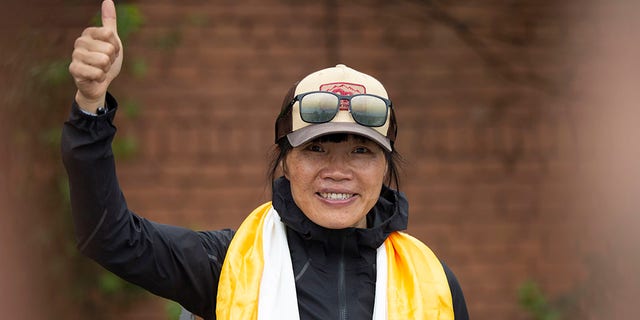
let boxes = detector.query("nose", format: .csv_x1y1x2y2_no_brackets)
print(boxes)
319,154,352,181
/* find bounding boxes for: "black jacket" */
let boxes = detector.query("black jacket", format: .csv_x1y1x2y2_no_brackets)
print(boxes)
61,94,469,320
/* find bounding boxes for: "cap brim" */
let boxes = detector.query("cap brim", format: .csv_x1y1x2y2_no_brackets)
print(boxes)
287,122,392,152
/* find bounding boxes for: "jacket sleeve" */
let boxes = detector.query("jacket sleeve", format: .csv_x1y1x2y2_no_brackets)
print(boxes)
442,262,470,320
61,93,233,320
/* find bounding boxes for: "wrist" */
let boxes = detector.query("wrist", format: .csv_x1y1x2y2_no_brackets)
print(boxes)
75,91,106,114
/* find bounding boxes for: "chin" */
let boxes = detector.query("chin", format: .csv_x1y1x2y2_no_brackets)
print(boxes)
321,222,354,230
312,215,365,230
302,203,369,229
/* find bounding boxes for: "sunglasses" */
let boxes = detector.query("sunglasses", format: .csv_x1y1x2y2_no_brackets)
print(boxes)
291,91,392,127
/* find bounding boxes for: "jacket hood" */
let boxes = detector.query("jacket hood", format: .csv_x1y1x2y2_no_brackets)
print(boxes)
271,177,409,249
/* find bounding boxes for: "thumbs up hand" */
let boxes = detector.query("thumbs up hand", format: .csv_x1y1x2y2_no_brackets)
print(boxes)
69,0,123,113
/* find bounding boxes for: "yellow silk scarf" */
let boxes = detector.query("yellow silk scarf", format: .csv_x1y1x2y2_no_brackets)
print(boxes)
216,202,454,319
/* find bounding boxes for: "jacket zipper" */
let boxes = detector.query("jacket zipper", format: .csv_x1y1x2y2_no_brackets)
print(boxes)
338,233,348,320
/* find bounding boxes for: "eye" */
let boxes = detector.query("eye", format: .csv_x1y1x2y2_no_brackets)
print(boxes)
306,144,324,152
353,146,370,154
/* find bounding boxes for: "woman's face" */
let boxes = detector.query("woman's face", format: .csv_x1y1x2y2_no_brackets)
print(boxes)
284,135,387,229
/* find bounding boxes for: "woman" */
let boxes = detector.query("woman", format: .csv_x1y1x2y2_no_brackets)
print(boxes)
63,1,468,319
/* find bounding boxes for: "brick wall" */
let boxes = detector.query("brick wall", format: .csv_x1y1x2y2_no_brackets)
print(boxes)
3,0,592,319
114,1,580,319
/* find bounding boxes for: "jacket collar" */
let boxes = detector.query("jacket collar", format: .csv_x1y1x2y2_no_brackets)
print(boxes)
271,177,408,249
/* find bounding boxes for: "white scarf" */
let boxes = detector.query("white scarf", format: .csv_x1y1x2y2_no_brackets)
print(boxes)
257,207,388,320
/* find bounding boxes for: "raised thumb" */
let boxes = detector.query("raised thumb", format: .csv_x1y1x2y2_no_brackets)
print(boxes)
101,0,118,33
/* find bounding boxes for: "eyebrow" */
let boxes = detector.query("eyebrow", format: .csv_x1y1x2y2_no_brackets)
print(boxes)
312,134,372,144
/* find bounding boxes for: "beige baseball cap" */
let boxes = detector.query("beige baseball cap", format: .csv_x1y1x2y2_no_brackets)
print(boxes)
275,64,397,151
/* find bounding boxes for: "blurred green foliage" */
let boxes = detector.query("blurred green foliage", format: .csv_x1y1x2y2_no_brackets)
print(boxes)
165,300,184,320
122,99,142,119
40,127,63,149
98,272,144,296
154,29,183,50
30,59,73,87
187,12,209,27
518,280,562,320
130,57,149,79
113,135,138,160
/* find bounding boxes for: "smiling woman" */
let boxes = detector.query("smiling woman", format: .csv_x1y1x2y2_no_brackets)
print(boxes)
62,2,468,319
284,134,387,229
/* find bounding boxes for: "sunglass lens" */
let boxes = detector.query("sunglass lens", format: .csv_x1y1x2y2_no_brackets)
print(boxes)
299,93,339,123
350,95,388,126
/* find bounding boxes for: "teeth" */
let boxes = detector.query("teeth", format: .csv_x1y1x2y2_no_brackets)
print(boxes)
319,192,354,200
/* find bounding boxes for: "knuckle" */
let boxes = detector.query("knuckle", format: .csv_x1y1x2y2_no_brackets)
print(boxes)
97,54,111,69
81,27,99,38
78,66,101,81
98,27,114,39
74,37,84,48
68,62,77,75
87,70,102,81
71,48,83,60
77,67,91,80
105,43,117,56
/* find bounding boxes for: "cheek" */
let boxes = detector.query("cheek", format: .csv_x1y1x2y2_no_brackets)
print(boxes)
283,154,315,188
364,157,387,184
283,154,299,180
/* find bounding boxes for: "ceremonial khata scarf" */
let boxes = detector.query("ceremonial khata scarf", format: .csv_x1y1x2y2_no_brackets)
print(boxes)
216,202,454,320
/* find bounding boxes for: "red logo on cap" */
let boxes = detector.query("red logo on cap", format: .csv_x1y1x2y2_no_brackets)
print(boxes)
320,82,366,95
320,82,366,111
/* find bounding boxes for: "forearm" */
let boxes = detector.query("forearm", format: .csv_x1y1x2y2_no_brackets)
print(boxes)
61,95,226,318
61,93,181,279
61,93,120,253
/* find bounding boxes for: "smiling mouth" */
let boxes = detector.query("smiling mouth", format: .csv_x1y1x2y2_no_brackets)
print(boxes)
318,192,355,201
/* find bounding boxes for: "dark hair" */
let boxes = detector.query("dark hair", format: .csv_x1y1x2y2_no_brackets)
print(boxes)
267,134,403,190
